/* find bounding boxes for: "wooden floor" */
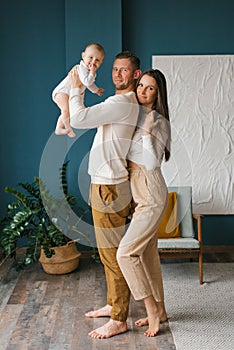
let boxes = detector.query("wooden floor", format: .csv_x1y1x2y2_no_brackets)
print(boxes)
0,247,234,350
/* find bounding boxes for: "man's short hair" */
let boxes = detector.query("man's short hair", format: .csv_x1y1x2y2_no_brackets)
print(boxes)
115,51,140,71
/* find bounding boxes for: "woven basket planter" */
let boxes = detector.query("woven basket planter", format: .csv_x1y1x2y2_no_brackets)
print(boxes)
39,241,81,275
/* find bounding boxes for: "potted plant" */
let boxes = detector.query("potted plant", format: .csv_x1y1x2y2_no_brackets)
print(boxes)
0,162,90,274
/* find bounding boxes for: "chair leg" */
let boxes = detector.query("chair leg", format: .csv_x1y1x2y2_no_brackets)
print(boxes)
199,250,203,285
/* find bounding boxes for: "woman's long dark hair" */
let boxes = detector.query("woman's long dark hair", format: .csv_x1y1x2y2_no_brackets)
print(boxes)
136,69,171,161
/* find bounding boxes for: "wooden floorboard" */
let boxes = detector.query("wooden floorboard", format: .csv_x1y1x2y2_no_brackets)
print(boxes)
1,247,233,350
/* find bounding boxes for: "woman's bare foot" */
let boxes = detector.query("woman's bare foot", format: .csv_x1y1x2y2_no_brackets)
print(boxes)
85,304,112,318
135,317,148,327
135,302,168,327
135,315,168,327
143,295,161,337
88,319,128,339
135,314,168,327
144,314,160,337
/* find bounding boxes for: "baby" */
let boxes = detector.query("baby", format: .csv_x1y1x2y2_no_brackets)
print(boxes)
52,43,105,137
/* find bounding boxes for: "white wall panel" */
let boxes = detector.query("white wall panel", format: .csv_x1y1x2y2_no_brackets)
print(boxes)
152,55,234,214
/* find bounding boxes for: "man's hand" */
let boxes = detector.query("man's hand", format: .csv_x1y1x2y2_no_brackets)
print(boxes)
69,65,82,88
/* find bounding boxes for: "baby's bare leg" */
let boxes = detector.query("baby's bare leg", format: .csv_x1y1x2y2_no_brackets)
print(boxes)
54,92,75,137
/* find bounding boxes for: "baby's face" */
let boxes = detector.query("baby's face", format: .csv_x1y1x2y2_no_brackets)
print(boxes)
82,46,104,70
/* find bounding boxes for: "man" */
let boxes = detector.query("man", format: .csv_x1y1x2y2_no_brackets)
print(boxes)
69,51,141,339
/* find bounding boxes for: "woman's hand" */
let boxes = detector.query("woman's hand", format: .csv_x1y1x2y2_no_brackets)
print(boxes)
68,65,82,88
142,110,157,135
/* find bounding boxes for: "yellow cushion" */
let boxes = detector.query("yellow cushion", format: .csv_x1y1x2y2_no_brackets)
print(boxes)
158,192,180,238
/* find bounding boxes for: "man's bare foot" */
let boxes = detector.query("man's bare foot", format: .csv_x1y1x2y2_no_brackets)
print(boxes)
85,304,112,318
88,319,128,339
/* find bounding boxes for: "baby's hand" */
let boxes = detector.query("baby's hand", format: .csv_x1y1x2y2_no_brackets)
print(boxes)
96,88,105,96
89,63,97,74
142,111,157,135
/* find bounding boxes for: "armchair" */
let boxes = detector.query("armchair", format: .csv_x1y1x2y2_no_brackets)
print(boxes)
158,186,203,284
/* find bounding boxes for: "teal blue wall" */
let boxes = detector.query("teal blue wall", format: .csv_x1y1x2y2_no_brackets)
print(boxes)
122,0,234,70
0,0,233,245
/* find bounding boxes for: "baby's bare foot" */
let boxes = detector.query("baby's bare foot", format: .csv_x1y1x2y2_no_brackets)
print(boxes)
88,319,128,339
85,304,112,318
67,128,76,138
55,126,75,137
55,127,69,135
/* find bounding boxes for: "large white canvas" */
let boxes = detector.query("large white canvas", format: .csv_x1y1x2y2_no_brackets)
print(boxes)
152,55,234,214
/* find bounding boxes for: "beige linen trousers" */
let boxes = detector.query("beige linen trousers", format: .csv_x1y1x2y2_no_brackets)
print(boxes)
117,162,168,302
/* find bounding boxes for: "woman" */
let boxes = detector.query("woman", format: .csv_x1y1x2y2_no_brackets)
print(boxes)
117,69,171,337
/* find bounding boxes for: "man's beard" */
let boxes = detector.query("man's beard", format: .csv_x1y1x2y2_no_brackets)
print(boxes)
114,79,134,91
